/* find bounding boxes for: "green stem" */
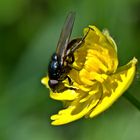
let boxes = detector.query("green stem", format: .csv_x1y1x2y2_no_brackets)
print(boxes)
124,91,140,111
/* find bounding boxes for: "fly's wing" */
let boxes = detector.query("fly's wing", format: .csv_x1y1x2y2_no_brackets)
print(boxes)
56,12,75,64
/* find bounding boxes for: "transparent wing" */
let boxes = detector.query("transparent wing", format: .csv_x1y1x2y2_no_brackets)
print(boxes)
56,12,75,64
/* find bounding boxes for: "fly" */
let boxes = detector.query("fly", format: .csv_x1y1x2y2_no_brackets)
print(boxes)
48,12,89,92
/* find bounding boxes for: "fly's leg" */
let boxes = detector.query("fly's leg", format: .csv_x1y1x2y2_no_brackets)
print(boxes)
68,27,91,53
66,75,73,85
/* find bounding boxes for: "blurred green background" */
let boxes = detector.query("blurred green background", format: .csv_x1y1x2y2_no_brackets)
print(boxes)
0,0,140,139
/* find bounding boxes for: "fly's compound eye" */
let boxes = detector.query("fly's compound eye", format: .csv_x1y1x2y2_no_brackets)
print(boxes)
48,79,59,91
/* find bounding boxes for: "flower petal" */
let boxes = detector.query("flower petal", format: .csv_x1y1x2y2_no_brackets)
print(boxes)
41,76,79,101
41,76,50,89
51,92,101,125
84,26,118,73
89,57,137,118
50,89,78,101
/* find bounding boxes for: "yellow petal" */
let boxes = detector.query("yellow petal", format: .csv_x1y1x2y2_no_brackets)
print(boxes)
89,57,137,118
102,29,117,52
41,76,79,101
41,76,49,88
51,92,101,125
83,26,118,73
50,89,78,101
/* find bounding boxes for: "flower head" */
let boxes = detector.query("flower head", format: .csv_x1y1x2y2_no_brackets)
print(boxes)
42,25,137,125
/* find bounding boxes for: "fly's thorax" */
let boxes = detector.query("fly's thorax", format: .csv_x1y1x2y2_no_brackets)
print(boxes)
48,53,61,80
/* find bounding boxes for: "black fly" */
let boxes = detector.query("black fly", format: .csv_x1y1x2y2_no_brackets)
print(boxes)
48,12,87,92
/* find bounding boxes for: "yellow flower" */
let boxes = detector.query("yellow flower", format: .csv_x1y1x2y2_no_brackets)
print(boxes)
41,25,138,125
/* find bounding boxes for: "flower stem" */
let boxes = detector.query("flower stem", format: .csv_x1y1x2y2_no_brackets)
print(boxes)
124,91,140,111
